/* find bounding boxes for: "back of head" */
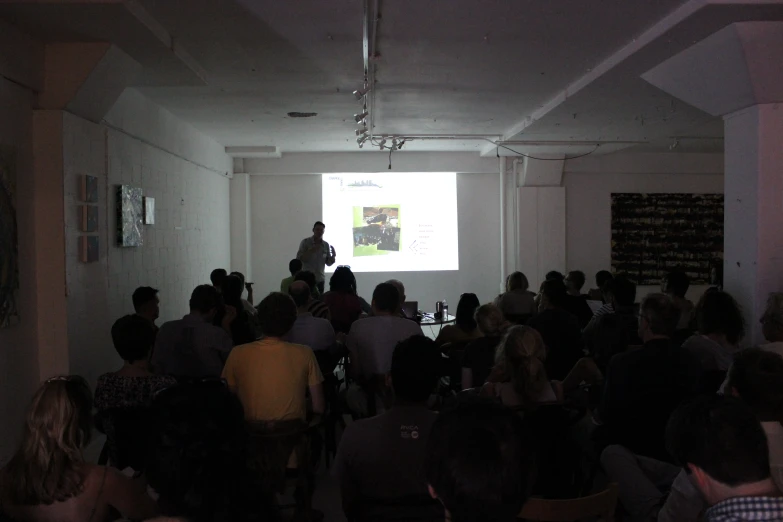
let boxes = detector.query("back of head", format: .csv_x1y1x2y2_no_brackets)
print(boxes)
498,326,548,404
257,292,297,337
329,266,356,294
695,290,745,344
229,271,245,286
288,280,311,308
640,293,679,337
288,258,302,276
385,279,405,302
761,292,783,342
541,279,567,309
220,275,244,307
391,335,440,402
545,271,564,282
596,270,614,289
425,401,534,522
565,270,586,292
146,381,272,522
666,395,769,487
728,348,783,423
506,272,529,292
4,376,93,505
372,282,400,313
111,314,156,363
294,270,318,294
475,303,507,337
455,293,480,330
663,270,690,298
132,286,159,313
607,275,636,307
189,285,221,315
210,268,227,287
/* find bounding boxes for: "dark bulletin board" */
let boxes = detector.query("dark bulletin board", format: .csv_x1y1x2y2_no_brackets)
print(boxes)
611,193,724,285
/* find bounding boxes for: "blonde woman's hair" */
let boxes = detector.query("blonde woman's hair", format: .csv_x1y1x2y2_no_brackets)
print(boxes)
2,376,93,505
496,326,548,405
474,304,509,337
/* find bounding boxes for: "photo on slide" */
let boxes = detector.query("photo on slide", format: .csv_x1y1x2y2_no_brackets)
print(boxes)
352,206,401,257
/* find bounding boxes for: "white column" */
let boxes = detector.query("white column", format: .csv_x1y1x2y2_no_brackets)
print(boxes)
724,104,783,344
229,173,252,279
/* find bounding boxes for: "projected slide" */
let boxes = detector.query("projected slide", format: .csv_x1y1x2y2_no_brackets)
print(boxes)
322,172,458,273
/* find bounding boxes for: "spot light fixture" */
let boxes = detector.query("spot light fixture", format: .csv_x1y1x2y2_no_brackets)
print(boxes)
355,127,368,136
353,86,370,100
354,110,368,123
357,135,368,147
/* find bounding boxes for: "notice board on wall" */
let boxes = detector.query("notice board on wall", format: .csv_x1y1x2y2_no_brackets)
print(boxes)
611,193,724,285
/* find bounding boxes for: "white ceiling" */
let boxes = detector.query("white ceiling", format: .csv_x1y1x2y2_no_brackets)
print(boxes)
2,0,783,155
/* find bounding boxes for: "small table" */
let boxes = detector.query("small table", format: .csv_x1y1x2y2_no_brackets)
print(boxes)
420,313,456,326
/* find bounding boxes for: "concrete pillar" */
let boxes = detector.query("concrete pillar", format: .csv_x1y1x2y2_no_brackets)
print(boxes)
230,173,252,280
643,22,783,344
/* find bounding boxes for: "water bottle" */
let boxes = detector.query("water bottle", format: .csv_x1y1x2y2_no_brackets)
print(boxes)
442,300,448,320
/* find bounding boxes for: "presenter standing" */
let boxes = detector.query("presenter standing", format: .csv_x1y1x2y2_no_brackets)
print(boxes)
297,221,336,294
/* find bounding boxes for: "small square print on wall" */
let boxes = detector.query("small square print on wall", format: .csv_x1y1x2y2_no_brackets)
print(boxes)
79,236,99,263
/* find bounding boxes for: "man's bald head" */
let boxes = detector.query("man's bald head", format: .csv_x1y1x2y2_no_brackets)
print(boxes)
289,280,312,308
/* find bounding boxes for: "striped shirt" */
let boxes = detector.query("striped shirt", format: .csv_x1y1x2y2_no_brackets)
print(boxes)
706,496,783,521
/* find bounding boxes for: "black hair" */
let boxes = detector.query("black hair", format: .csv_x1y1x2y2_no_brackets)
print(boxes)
329,266,357,294
666,395,770,487
391,336,440,402
728,348,783,424
565,271,586,291
313,221,325,229
111,314,156,363
229,271,245,286
663,270,690,298
294,271,318,295
605,275,636,307
132,286,159,312
545,271,564,282
425,401,534,522
288,283,311,308
695,290,745,345
256,292,297,337
455,293,480,331
639,293,679,337
541,279,567,308
210,268,227,287
146,381,277,522
372,283,400,313
220,275,244,310
288,259,303,276
595,270,614,288
189,285,221,315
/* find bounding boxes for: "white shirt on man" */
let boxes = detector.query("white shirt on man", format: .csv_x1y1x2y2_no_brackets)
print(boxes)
283,313,335,352
297,237,331,283
347,316,423,378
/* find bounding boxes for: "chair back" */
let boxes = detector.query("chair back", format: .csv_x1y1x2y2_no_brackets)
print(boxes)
247,419,311,493
96,407,153,471
518,483,618,521
440,340,472,392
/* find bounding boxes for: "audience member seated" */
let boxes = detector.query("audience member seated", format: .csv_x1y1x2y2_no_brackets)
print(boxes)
210,267,227,290
565,270,588,298
588,270,614,302
222,292,324,423
461,304,509,389
146,380,278,522
603,348,783,522
281,258,302,295
425,400,535,522
229,270,256,310
435,293,482,346
218,274,256,346
595,293,699,461
661,270,694,332
484,325,561,407
322,266,363,332
385,279,408,317
345,283,423,416
95,315,176,470
561,270,594,328
583,275,641,370
284,281,337,353
335,336,442,521
131,286,160,333
294,270,331,321
153,285,234,379
759,292,783,356
667,395,783,522
527,279,584,381
682,290,744,373
493,271,536,322
0,376,158,522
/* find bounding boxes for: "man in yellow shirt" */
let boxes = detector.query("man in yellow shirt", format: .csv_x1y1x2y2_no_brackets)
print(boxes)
222,292,325,422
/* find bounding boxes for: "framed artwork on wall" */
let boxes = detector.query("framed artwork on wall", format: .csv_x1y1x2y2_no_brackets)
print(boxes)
79,236,99,263
144,197,155,225
81,175,98,203
117,185,143,247
79,205,98,232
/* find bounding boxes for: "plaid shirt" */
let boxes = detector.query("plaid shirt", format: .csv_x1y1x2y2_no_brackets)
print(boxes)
706,496,783,521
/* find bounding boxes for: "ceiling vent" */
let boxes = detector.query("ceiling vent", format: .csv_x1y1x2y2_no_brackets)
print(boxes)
287,112,317,118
